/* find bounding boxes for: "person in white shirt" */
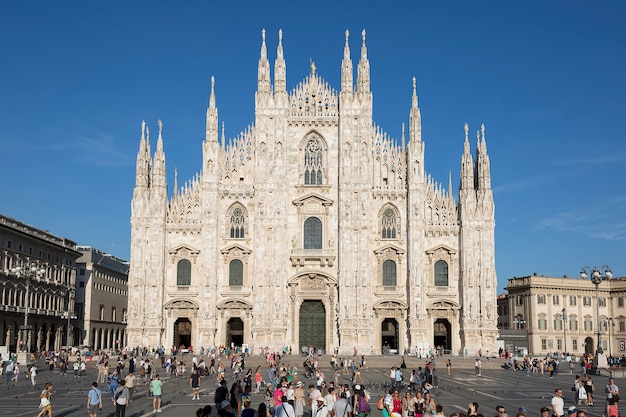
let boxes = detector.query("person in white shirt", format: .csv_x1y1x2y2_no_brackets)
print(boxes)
276,395,296,417
30,365,38,387
315,398,329,417
552,389,565,417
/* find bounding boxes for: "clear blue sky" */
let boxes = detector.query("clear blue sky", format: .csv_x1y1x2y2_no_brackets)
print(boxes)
1,1,624,293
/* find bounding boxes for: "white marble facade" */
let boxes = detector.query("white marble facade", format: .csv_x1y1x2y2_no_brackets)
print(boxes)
127,29,498,355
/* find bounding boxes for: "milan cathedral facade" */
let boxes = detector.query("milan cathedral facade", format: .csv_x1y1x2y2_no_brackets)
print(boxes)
127,29,498,355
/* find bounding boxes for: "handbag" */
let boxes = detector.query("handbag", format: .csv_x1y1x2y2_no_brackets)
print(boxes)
377,397,385,411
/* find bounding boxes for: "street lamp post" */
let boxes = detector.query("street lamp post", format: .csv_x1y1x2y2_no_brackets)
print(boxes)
606,317,615,363
9,260,45,358
581,265,612,368
555,308,573,357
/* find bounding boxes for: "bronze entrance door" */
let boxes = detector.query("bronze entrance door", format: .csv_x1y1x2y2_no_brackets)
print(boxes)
299,301,326,353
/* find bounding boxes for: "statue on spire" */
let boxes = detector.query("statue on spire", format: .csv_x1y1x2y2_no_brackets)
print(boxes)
310,58,316,74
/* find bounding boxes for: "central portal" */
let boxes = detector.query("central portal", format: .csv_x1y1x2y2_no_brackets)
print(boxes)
227,318,244,347
174,318,191,349
299,300,326,353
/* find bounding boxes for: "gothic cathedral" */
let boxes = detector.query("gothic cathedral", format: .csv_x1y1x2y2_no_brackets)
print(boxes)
127,29,498,355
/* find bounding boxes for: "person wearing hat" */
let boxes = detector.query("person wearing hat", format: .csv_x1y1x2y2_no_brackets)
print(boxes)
295,382,306,417
219,400,236,417
567,406,578,417
315,397,329,417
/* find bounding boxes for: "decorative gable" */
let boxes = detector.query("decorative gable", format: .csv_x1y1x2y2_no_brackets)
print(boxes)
374,244,406,257
292,193,334,207
168,244,201,264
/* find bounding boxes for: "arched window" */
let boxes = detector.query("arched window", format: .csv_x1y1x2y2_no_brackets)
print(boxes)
177,259,191,286
381,208,398,239
303,217,322,249
229,260,243,286
382,260,397,286
230,207,245,238
434,260,448,287
303,138,323,185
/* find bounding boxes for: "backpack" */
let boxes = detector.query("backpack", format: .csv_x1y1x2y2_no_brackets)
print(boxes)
377,397,385,411
357,394,370,413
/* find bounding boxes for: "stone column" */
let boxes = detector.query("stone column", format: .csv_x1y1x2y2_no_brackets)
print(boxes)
37,328,43,351
45,329,51,351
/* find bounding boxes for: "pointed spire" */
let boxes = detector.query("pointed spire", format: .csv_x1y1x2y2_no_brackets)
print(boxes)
476,123,492,191
412,77,418,109
341,29,353,93
274,29,286,95
460,123,475,192
135,120,150,189
448,171,453,195
409,77,422,143
257,28,271,94
206,76,219,143
464,122,470,153
356,29,370,93
153,120,167,190
401,122,406,150
157,119,163,152
209,75,216,109
221,121,225,146
173,167,179,196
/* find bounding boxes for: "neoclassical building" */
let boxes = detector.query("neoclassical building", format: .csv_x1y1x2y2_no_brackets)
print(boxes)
127,29,498,355
0,214,81,352
500,273,626,357
75,246,129,351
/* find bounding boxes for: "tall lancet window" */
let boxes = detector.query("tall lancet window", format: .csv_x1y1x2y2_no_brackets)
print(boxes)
229,207,245,238
434,260,449,287
381,208,398,239
177,259,191,286
303,138,323,185
303,217,322,249
382,260,397,286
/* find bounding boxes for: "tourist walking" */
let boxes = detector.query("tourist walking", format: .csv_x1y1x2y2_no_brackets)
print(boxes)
113,379,130,417
605,378,619,410
125,372,136,402
584,375,594,405
151,374,163,413
30,364,38,387
87,381,102,417
11,362,20,383
36,382,54,417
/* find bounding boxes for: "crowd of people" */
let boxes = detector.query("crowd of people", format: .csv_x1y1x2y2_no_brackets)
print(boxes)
2,346,625,417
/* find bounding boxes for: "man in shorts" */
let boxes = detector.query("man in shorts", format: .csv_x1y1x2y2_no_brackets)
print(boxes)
87,382,102,417
190,368,201,400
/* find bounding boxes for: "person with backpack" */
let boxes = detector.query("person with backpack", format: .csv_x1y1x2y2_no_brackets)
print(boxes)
353,385,370,417
87,381,102,417
113,379,130,417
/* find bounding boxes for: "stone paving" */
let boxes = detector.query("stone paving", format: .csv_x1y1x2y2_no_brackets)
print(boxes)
0,354,623,417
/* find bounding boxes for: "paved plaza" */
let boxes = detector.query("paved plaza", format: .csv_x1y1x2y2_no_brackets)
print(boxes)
1,354,623,417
